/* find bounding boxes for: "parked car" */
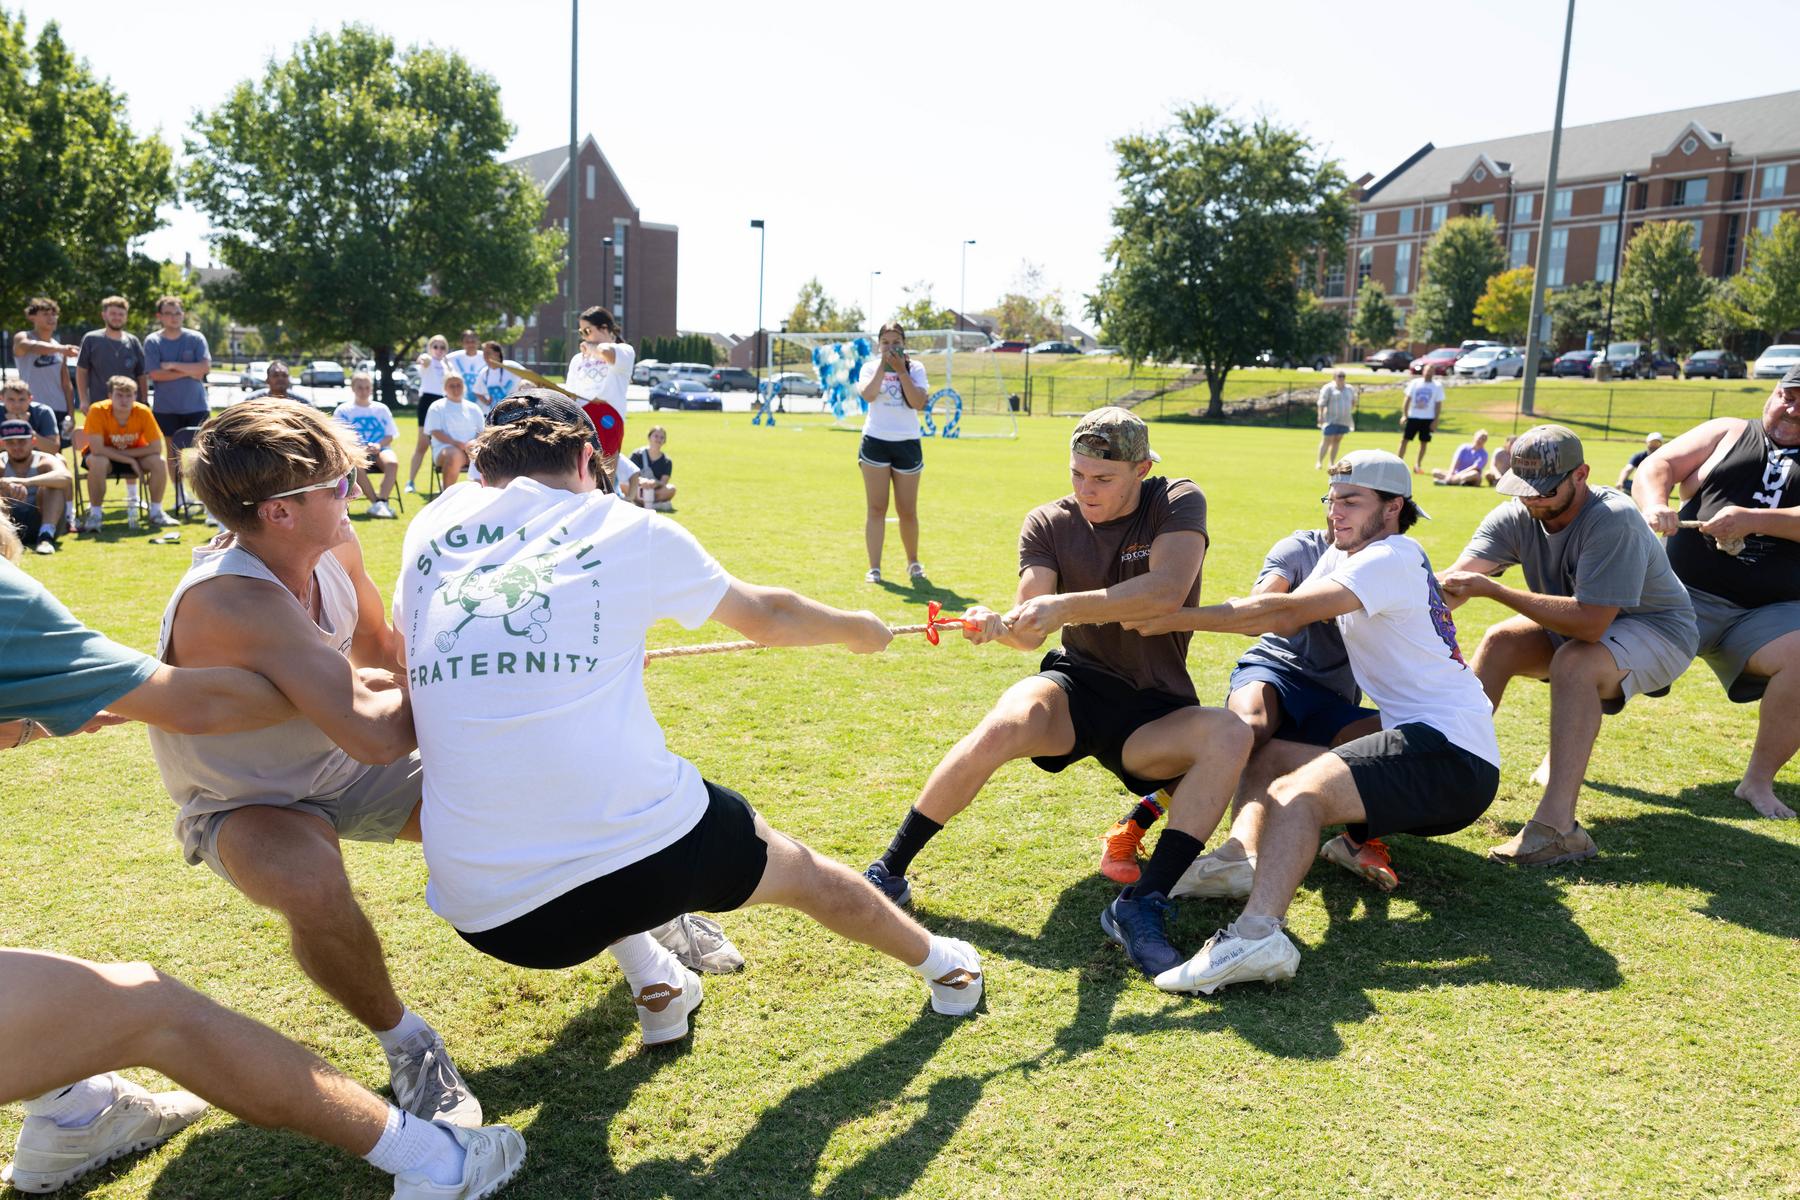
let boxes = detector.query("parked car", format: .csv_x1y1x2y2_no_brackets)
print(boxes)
238,360,272,390
976,340,1029,353
706,366,759,392
300,360,346,388
648,379,723,411
1027,340,1082,355
1491,345,1555,379
353,359,422,405
1604,342,1681,379
1552,349,1600,377
1681,349,1747,380
632,358,664,385
1409,347,1464,376
766,372,823,398
667,362,714,383
1363,348,1413,372
1085,345,1122,356
1458,339,1504,355
1453,346,1511,379
1255,349,1334,370
1752,344,1800,379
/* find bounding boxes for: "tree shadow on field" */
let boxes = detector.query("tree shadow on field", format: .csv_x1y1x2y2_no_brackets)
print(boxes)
147,978,1018,1200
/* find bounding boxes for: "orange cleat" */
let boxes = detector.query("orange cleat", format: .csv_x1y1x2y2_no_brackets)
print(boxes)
1319,834,1399,891
1099,819,1147,885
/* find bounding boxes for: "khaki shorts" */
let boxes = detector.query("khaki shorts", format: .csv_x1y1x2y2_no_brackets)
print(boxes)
179,754,423,886
1548,612,1696,714
1689,586,1800,703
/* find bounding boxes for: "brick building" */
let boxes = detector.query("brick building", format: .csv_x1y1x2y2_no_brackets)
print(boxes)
507,134,678,359
1332,89,1800,346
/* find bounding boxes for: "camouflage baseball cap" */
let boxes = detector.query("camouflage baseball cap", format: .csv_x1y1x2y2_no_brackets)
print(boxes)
1496,424,1585,497
1071,406,1160,463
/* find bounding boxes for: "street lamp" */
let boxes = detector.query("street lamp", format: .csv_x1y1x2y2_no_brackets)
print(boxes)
750,219,765,392
1519,0,1576,417
601,236,613,325
1600,171,1637,349
959,239,976,333
868,270,881,328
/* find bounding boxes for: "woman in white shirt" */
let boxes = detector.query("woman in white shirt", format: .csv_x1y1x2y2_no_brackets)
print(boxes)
564,305,635,410
476,341,525,414
406,334,450,493
857,322,930,584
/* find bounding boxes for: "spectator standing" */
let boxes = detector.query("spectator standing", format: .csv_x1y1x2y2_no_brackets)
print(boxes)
564,306,635,410
629,425,676,511
423,374,484,487
73,296,145,413
2,381,61,454
857,322,931,583
1432,429,1491,486
79,377,176,531
333,371,399,518
143,295,212,496
445,330,485,401
1315,370,1357,468
1616,431,1664,488
475,341,524,414
1,419,72,554
405,334,451,494
1397,364,1444,473
12,298,77,421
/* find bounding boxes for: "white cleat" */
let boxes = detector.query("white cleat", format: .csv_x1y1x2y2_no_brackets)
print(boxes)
391,1122,526,1200
2,1075,207,1193
634,965,703,1045
925,937,984,1017
1153,926,1300,995
1170,853,1254,900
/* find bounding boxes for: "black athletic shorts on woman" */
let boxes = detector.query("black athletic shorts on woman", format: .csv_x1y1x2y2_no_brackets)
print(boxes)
858,435,923,474
1402,416,1434,443
416,392,444,421
1030,649,1191,796
1333,721,1499,843
456,780,769,970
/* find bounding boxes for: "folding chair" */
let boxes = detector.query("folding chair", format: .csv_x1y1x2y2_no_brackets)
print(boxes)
66,428,88,524
362,453,404,514
168,426,204,520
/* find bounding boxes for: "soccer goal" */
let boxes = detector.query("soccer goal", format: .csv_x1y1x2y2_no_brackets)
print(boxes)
752,328,1017,439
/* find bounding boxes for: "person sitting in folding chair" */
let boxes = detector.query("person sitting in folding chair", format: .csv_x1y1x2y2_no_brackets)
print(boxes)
335,371,401,518
2,420,73,555
79,377,178,532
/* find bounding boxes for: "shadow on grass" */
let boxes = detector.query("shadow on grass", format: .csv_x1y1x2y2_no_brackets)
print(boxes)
873,577,982,610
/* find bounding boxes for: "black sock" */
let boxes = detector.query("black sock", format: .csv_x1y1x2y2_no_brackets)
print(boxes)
1124,793,1165,831
878,809,943,876
1133,829,1204,898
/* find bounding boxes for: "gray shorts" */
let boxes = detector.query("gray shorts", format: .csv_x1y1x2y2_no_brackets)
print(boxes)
1549,612,1695,714
1689,587,1800,703
179,754,423,885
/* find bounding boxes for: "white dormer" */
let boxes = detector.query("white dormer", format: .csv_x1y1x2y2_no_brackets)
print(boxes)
1660,119,1728,158
1458,154,1513,186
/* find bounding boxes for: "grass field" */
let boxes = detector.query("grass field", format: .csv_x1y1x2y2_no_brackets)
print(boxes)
6,410,1800,1198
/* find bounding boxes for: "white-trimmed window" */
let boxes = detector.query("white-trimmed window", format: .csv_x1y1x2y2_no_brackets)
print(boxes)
1602,182,1622,214
1324,260,1346,298
1763,165,1789,199
1553,188,1573,217
1429,203,1447,230
1357,246,1372,288
585,164,595,200
1394,243,1412,295
1510,230,1531,269
1672,178,1707,207
1595,223,1618,282
1514,193,1534,223
1547,229,1568,286
1360,212,1376,238
1757,208,1783,237
1685,219,1703,251
1398,208,1414,234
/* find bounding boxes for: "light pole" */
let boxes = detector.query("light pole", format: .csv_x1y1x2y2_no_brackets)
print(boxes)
566,0,579,361
959,239,975,333
868,270,881,329
601,235,613,320
1601,171,1636,350
750,219,766,392
1650,286,1661,360
1520,0,1577,417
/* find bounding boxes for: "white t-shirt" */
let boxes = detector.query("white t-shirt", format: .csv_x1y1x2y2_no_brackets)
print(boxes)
612,452,641,502
333,400,398,447
423,397,486,449
1404,379,1444,420
566,341,635,407
860,357,929,442
394,477,732,931
1315,535,1501,767
416,353,447,395
476,363,524,411
446,350,485,398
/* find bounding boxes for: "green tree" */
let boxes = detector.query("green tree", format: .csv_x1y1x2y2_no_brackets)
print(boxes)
1614,221,1710,352
0,10,175,324
891,280,956,331
1351,280,1398,350
1548,279,1606,351
1295,293,1347,362
184,26,562,406
1731,212,1800,341
1472,266,1541,343
783,278,864,333
1407,216,1507,345
150,262,233,359
1700,277,1749,349
1089,104,1350,416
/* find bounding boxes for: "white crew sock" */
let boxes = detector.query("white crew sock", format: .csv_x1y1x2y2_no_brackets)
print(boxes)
22,1075,116,1127
373,1008,432,1056
608,931,682,991
363,1105,465,1185
149,502,166,517
1229,914,1283,941
909,934,961,980
125,482,140,504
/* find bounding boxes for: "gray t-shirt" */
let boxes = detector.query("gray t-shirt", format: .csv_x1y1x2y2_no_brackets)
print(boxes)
17,342,73,415
1462,486,1697,649
1235,529,1360,703
143,329,210,415
75,331,145,408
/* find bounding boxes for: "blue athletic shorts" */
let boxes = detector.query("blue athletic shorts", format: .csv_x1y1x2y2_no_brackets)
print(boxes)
1228,659,1374,747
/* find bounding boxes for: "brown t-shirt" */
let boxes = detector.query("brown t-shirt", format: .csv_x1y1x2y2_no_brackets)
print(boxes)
1018,476,1209,701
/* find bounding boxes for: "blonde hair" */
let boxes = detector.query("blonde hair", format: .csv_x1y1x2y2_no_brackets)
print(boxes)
107,376,137,397
443,374,466,395
99,295,128,312
1,380,29,401
429,334,449,351
190,405,360,533
0,497,20,563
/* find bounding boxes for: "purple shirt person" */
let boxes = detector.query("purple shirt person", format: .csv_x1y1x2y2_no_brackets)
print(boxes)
1433,429,1491,487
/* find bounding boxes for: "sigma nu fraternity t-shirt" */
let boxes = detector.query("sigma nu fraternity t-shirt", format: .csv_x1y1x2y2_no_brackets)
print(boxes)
394,477,731,931
1018,476,1208,701
1315,535,1500,767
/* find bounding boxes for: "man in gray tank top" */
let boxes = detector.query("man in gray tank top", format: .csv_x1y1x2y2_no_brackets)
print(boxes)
147,402,484,1129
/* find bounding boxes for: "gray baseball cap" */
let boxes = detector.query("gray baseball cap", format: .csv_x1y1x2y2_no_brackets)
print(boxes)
1326,449,1430,518
1496,424,1585,497
1781,363,1800,389
1071,406,1160,463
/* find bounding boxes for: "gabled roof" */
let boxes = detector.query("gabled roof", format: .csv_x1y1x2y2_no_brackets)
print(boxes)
505,134,638,214
1362,88,1800,204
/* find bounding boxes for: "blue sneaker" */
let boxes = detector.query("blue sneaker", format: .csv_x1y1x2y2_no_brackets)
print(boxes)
863,862,912,908
1100,891,1184,978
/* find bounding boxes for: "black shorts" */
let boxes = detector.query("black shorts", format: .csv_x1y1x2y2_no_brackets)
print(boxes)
153,409,208,437
1332,721,1499,842
858,435,923,474
7,502,41,535
417,392,444,421
1031,649,1192,795
456,780,769,970
1401,417,1434,443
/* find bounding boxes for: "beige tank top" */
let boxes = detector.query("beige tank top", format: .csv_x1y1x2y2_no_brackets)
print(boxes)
147,536,364,823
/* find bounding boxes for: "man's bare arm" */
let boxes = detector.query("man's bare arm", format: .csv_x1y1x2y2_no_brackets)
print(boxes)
1123,577,1363,638
1004,529,1207,645
329,537,404,673
1438,567,1619,642
1633,419,1741,534
104,664,297,734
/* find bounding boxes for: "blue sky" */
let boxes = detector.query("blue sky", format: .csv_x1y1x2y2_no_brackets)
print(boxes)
19,0,1793,335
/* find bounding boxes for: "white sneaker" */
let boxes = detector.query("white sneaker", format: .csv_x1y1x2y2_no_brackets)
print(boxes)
33,532,56,556
389,1032,483,1128
864,568,882,583
2,1075,207,1193
1170,853,1254,900
370,500,395,519
80,508,103,534
924,937,984,1016
391,1122,525,1200
647,913,745,974
125,506,141,531
634,965,703,1045
1153,925,1300,995
652,500,674,512
908,562,926,579
149,510,179,528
